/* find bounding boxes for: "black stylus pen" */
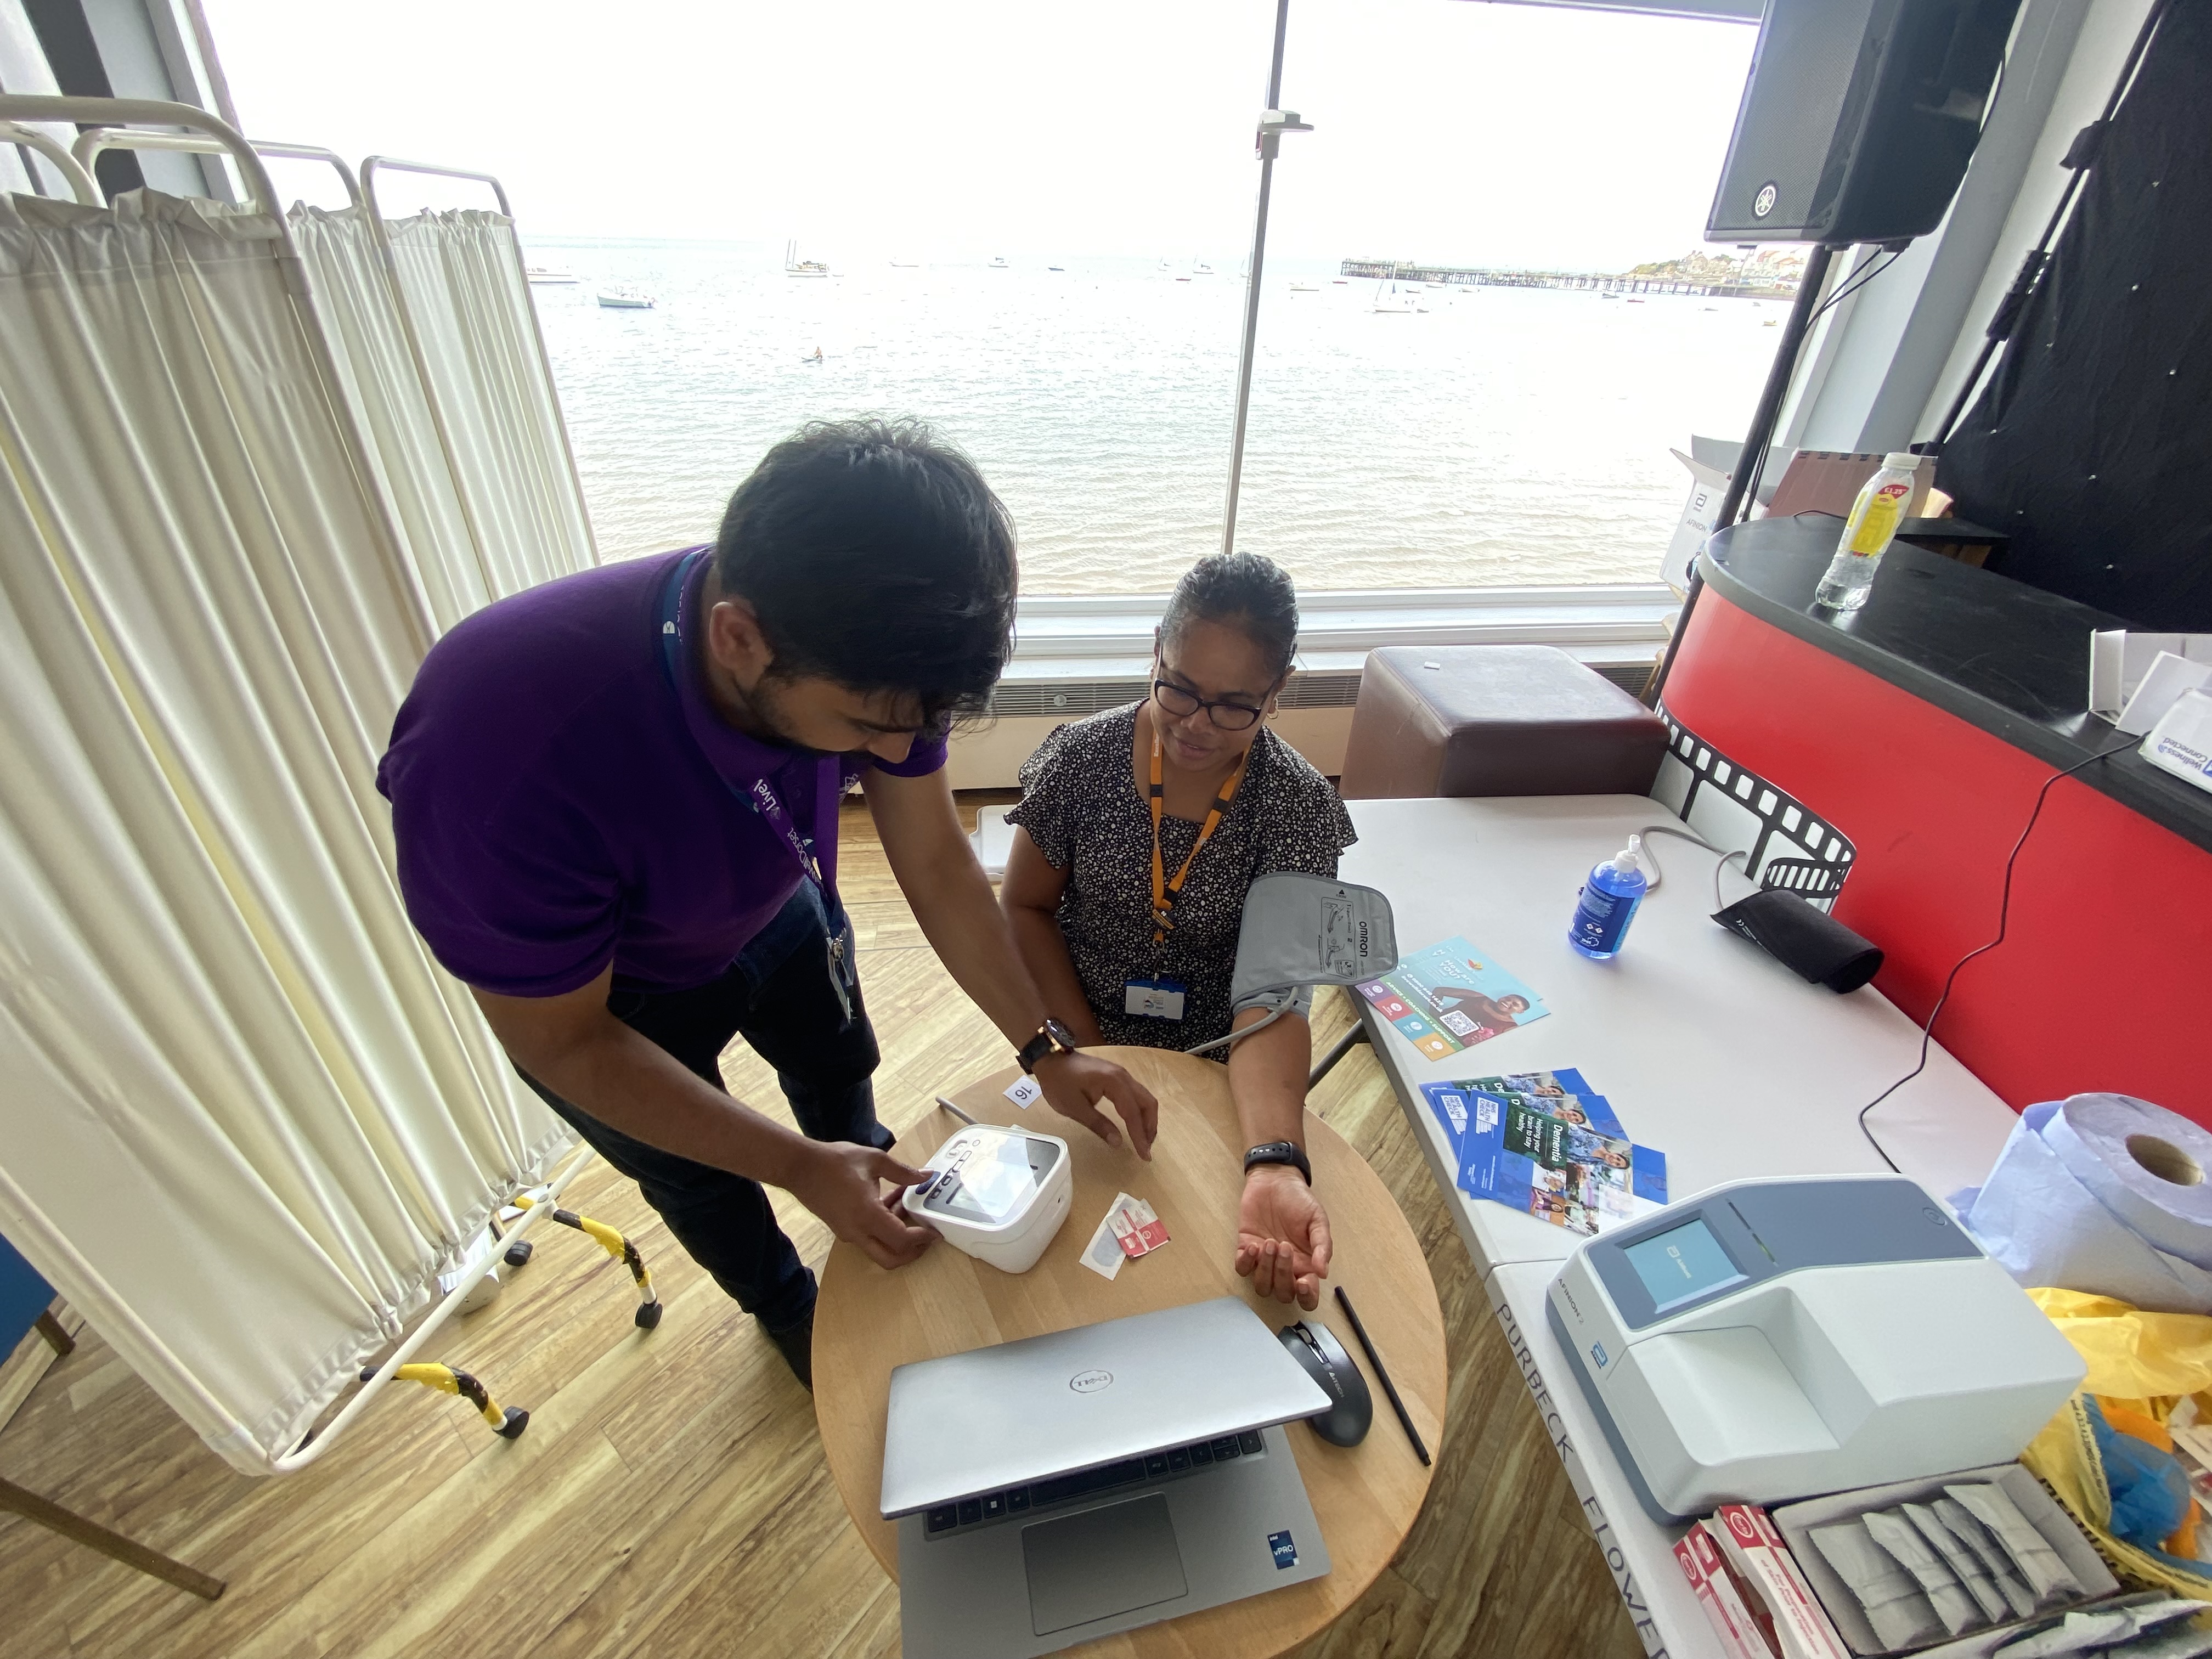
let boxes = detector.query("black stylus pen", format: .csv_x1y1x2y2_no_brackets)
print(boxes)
1333,1286,1430,1467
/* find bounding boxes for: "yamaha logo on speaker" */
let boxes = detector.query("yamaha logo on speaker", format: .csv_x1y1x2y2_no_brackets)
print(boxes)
1069,1368,1113,1393
1753,182,1778,219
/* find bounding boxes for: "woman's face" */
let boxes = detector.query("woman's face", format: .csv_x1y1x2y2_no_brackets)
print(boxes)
1150,617,1282,773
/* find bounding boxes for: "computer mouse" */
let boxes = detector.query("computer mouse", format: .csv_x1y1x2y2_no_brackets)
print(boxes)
1277,1317,1373,1447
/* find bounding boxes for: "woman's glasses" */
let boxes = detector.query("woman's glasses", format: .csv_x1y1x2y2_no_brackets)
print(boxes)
1153,679,1265,731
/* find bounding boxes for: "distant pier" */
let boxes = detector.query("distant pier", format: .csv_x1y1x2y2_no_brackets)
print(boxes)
1339,258,1796,301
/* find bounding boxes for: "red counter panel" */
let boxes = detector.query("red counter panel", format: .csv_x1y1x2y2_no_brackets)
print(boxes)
1664,589,2212,1127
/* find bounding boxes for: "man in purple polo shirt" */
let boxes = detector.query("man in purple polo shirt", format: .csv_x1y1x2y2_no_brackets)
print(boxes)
379,419,1156,1387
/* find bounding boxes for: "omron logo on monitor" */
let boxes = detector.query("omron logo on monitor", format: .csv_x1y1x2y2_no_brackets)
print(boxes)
1069,1368,1113,1393
1753,182,1778,219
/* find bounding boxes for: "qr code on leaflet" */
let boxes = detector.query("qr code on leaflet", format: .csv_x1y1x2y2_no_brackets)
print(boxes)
1475,1097,1499,1132
1440,1011,1477,1036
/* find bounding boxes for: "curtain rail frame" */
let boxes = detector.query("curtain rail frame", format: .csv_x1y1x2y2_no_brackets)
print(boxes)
69,128,361,210
0,121,101,205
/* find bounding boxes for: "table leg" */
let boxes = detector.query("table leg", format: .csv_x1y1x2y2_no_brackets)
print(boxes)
33,1311,74,1358
0,1476,225,1600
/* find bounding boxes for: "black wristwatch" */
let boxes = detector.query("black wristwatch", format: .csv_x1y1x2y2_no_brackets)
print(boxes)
1017,1018,1080,1074
1244,1141,1311,1185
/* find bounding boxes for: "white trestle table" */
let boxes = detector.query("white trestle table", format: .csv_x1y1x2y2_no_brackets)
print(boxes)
1338,795,2021,1658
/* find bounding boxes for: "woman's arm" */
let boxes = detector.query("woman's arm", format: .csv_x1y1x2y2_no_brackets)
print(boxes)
1000,825,1108,1047
1228,1002,1331,1310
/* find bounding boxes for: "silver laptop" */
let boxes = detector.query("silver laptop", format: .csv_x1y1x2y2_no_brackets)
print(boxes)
885,1297,1335,1659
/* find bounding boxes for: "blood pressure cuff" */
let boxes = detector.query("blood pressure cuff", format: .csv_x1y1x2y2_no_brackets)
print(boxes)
1229,873,1400,1019
1712,888,1883,994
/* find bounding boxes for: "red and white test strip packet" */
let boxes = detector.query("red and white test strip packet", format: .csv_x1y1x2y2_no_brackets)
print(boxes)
1108,1194,1170,1259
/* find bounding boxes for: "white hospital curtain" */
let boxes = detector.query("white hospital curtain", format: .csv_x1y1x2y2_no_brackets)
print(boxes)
287,205,492,632
0,188,568,1474
380,207,596,596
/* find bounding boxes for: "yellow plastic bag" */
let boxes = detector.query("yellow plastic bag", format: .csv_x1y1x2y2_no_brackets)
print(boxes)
2021,1289,2212,1598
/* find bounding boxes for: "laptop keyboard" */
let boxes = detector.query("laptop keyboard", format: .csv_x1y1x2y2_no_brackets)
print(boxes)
923,1430,1267,1538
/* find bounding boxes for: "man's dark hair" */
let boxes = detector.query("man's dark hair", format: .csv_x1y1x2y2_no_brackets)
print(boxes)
714,418,1017,726
1159,551,1299,682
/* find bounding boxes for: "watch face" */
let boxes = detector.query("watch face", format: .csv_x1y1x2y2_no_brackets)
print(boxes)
1043,1018,1079,1049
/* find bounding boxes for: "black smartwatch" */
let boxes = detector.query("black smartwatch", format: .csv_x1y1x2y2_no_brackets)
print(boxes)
1243,1141,1311,1185
1017,1018,1080,1074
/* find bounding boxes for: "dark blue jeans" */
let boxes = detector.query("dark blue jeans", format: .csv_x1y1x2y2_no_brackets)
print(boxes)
518,885,888,1335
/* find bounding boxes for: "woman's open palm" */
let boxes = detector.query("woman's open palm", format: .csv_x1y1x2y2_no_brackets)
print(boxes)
1235,1169,1333,1311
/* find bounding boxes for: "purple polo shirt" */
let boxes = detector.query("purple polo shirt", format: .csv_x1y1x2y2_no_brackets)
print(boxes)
377,546,946,997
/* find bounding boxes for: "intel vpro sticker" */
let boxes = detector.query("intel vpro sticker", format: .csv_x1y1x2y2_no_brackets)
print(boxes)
1269,1530,1297,1570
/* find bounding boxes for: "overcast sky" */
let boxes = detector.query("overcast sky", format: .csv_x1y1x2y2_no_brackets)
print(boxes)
200,0,1757,272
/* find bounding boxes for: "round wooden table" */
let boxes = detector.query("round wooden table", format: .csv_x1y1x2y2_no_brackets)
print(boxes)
814,1046,1447,1659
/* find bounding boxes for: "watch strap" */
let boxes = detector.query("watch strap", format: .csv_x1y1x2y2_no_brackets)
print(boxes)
1243,1141,1311,1184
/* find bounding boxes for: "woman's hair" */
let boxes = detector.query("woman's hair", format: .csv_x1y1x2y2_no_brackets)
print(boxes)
1159,551,1299,683
714,417,1017,727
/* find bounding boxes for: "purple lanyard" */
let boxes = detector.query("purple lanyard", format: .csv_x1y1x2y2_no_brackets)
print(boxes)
657,552,854,1011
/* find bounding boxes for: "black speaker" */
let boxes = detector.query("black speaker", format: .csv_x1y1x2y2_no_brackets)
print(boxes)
1707,0,2022,246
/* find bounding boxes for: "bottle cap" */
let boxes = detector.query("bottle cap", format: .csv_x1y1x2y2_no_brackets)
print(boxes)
1882,452,1919,471
1614,836,1643,874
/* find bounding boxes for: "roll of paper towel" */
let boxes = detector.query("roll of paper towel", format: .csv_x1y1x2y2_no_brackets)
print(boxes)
1961,1094,2212,1314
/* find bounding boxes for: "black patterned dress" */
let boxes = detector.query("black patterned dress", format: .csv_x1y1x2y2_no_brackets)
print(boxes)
1006,703,1358,1056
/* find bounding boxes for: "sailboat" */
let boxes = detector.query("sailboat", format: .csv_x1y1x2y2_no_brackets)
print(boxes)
1372,281,1416,314
524,265,577,284
988,256,1009,269
784,240,829,279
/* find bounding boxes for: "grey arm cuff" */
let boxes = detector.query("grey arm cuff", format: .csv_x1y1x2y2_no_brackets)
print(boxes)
1231,983,1314,1024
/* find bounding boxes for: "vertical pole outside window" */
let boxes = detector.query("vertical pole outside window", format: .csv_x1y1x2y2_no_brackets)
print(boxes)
1221,0,1310,557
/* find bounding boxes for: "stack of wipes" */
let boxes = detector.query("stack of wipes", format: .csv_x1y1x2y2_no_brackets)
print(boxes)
1961,1095,2212,1314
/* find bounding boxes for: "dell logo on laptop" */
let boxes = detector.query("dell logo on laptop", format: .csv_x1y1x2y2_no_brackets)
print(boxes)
1069,1368,1113,1393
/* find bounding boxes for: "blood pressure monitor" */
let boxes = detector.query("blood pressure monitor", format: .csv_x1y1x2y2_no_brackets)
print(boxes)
901,1124,1073,1274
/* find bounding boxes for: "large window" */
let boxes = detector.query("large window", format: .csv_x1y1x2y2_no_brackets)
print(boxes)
207,0,1767,593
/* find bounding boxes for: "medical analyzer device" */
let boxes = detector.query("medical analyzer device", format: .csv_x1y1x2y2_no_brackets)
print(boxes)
1548,1175,2085,1521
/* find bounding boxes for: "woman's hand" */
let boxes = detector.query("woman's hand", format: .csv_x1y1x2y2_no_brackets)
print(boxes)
1235,1164,1333,1311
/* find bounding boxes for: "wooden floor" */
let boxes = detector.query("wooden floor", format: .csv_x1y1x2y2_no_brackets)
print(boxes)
0,795,1639,1659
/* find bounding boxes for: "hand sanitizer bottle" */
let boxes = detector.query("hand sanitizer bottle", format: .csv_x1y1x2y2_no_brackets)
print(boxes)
1569,836,1647,960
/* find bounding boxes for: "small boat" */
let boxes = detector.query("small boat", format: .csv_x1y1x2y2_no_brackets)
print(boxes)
1193,261,1214,276
1048,265,1064,272
1159,258,1171,270
596,287,654,309
889,257,921,268
784,240,829,278
524,265,577,284
1627,297,1646,305
1331,278,1348,285
1289,282,1318,292
1372,281,1416,314
989,256,1009,269
803,347,825,365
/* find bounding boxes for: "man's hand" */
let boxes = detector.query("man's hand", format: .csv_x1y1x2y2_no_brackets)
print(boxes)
1033,1050,1160,1159
1235,1164,1333,1311
787,1142,936,1270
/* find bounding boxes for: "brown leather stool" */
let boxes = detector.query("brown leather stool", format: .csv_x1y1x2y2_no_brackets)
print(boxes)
1339,645,1665,799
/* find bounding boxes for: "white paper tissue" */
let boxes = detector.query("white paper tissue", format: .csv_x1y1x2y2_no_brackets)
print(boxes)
1959,1094,2212,1314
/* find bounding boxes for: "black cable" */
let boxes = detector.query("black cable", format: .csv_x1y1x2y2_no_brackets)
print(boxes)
1729,249,1905,521
1854,738,2136,1170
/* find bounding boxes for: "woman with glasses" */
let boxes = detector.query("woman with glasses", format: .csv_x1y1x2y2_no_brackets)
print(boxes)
1002,552,1355,1310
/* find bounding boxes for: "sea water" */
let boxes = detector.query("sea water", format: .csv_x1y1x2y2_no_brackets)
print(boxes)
527,240,1782,593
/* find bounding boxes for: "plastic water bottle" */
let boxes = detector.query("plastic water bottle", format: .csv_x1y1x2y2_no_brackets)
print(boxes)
1568,836,1648,960
1814,452,1917,611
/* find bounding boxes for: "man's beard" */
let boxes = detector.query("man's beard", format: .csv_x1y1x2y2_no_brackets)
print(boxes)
732,671,859,758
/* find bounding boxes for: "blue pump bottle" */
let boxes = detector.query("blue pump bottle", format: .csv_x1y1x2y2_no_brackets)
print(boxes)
1568,835,1647,960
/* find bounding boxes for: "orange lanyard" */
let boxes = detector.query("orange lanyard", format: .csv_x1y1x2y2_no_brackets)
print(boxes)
1149,726,1248,944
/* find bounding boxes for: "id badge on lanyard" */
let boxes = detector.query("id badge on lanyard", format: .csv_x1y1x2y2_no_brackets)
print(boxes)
658,552,856,1027
1124,977,1187,1021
